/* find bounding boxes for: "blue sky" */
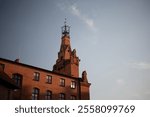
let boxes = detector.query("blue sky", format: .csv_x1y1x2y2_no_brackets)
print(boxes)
0,0,150,99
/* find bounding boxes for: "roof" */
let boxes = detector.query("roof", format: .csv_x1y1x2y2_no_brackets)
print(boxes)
0,58,82,81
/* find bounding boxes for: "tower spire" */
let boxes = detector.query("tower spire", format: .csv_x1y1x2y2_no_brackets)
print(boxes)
53,20,80,77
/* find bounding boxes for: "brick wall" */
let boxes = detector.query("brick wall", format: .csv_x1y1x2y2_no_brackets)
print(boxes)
0,58,90,100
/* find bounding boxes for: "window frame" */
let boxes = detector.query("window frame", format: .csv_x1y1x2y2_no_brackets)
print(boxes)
59,93,65,100
71,81,76,89
33,72,40,81
46,75,52,84
45,90,52,100
32,88,40,100
12,73,22,86
60,78,65,87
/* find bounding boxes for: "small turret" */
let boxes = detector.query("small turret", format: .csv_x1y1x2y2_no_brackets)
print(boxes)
82,71,88,83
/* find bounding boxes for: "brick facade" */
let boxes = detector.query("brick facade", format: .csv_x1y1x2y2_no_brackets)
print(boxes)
0,58,90,100
0,22,91,100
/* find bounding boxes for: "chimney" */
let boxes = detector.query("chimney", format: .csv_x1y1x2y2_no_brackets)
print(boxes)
15,58,20,63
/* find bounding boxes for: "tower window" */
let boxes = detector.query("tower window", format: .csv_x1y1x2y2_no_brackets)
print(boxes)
71,81,76,89
59,93,65,100
32,88,39,100
45,90,52,100
12,73,22,86
70,95,76,100
60,78,65,87
34,72,40,81
46,75,52,84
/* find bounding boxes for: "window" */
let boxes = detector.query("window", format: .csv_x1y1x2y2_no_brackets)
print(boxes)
46,75,52,84
59,93,65,100
12,73,22,86
70,95,76,100
32,88,39,100
45,90,52,100
60,78,65,87
0,63,5,71
34,72,40,81
71,81,76,89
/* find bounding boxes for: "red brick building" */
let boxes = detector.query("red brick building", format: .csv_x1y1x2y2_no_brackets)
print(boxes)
0,22,91,100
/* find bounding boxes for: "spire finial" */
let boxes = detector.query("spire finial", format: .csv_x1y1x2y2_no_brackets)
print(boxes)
62,18,70,36
64,18,67,26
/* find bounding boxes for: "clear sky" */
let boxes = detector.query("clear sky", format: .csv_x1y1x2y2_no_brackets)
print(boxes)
0,0,150,99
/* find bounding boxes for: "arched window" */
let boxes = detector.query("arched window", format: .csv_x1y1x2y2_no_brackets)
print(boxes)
45,90,52,100
12,73,22,86
59,93,65,100
32,88,39,100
